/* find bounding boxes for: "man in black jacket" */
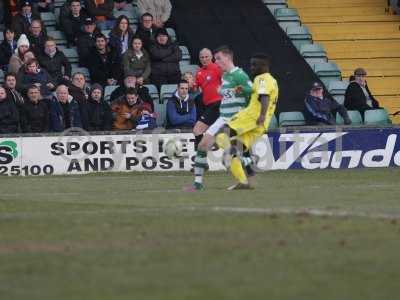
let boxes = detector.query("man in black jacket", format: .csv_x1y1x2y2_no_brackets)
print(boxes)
0,28,18,71
38,37,72,84
76,17,101,67
87,84,113,131
27,19,48,56
4,73,25,110
0,86,20,134
21,85,49,132
149,28,182,90
304,82,351,126
109,72,154,110
344,68,380,115
87,33,121,86
59,0,89,47
12,1,41,36
135,13,157,50
67,72,91,130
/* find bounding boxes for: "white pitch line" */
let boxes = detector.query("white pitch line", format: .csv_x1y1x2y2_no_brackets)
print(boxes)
212,206,400,220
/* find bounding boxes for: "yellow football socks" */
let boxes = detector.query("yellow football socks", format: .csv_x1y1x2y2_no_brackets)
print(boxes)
230,157,248,184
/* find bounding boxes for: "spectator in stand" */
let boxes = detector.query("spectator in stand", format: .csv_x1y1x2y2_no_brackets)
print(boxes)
4,73,25,109
108,15,135,60
149,28,182,90
27,19,47,56
17,58,55,98
76,17,101,67
87,84,113,131
32,0,54,13
2,0,19,28
0,86,20,134
10,50,36,75
8,34,30,74
166,80,196,129
67,72,91,130
20,84,49,132
192,48,222,149
304,82,351,126
87,33,121,86
135,13,157,50
0,28,18,71
344,68,381,115
137,0,172,28
84,0,115,30
122,36,151,83
38,37,71,84
110,72,153,110
60,0,89,47
49,84,82,131
12,1,41,36
111,87,153,130
182,71,200,98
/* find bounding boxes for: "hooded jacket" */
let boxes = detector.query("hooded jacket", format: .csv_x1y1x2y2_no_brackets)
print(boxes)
166,91,196,128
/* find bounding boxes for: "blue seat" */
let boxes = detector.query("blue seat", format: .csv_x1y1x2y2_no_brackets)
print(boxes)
364,109,392,125
279,111,306,126
154,101,167,127
104,85,118,103
160,84,177,103
336,110,362,125
180,64,199,75
144,84,160,102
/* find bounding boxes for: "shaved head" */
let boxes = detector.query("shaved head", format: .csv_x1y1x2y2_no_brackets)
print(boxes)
199,48,213,66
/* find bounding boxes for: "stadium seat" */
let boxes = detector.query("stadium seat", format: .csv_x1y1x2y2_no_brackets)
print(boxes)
263,0,288,15
268,114,279,129
328,80,349,105
104,85,118,103
313,62,341,87
144,84,160,102
0,70,4,84
102,30,111,37
286,25,312,50
180,64,199,75
300,43,328,66
179,46,191,63
274,8,301,31
47,30,67,46
364,109,392,125
154,101,167,127
166,28,177,42
336,110,362,125
40,12,57,29
160,84,177,103
63,48,79,64
279,111,306,126
0,32,3,42
113,10,137,24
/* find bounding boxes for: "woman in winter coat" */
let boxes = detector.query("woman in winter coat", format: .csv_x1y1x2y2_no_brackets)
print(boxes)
122,36,151,84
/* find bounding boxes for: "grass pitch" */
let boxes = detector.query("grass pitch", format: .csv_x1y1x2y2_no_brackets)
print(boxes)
1,168,400,300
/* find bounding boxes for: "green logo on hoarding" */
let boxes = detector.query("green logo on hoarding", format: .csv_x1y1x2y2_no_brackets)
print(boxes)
0,141,19,164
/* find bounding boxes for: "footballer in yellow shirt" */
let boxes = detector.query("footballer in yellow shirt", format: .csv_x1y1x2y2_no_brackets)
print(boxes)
216,53,279,190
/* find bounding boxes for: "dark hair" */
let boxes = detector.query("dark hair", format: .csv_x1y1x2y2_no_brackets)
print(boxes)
94,33,107,41
3,27,15,37
111,15,134,37
25,58,39,66
45,36,56,44
72,72,86,79
178,80,189,87
27,84,40,92
70,0,80,5
213,45,234,58
126,87,138,95
4,72,17,81
251,53,271,66
141,13,153,20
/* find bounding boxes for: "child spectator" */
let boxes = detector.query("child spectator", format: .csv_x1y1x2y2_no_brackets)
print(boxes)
166,80,196,129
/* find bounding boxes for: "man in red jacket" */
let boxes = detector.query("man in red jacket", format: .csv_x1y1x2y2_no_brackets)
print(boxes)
193,48,222,149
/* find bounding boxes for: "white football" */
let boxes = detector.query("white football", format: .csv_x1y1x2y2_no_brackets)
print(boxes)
164,139,183,158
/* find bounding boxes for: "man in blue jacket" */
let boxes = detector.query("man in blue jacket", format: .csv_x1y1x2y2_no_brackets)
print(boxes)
304,82,351,126
166,80,196,129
